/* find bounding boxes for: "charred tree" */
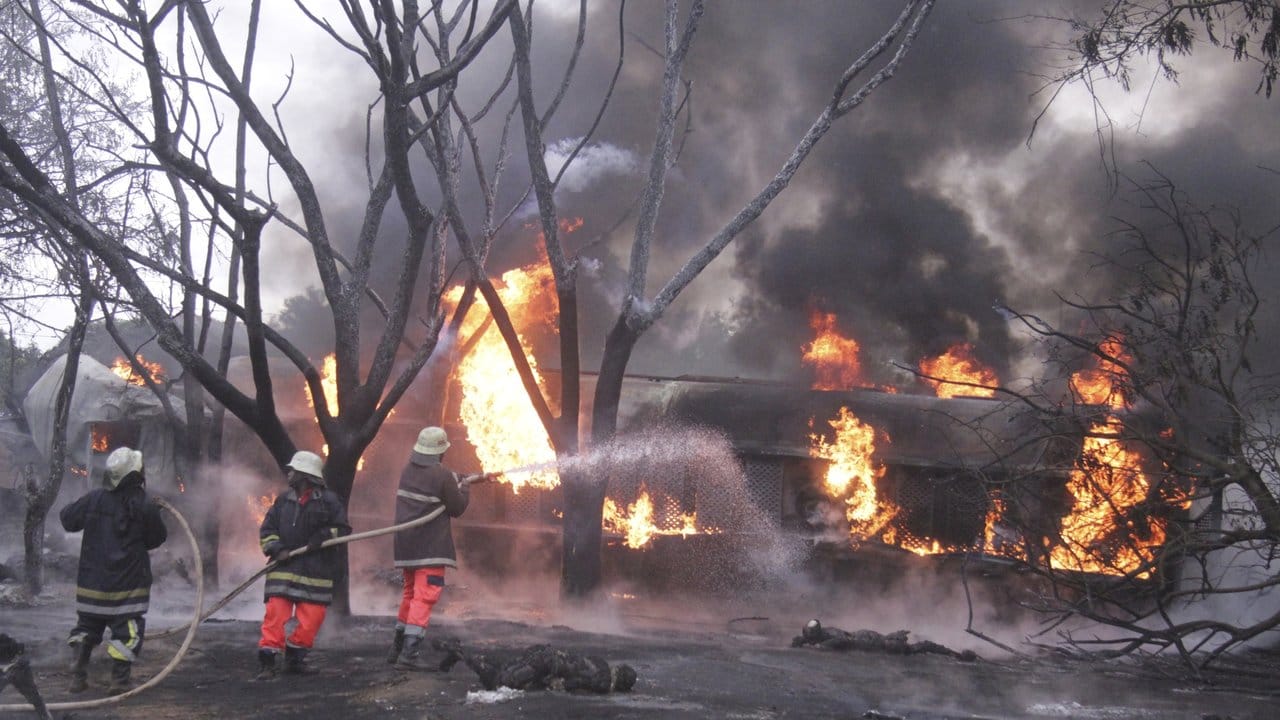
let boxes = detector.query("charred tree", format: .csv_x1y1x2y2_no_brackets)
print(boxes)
989,171,1280,670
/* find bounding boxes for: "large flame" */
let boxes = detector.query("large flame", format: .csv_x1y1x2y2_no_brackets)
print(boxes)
802,310,863,390
445,223,721,546
809,407,896,540
445,252,560,493
111,355,166,387
1053,338,1164,578
919,343,998,399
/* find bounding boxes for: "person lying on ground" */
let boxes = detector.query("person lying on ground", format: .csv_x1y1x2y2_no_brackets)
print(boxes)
434,639,638,693
1,633,52,720
791,620,977,661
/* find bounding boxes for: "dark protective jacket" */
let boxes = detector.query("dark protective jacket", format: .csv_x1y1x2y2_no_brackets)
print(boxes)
259,487,350,605
60,483,167,618
392,454,469,569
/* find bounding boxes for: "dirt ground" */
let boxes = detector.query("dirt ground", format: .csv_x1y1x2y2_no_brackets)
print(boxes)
3,575,1280,720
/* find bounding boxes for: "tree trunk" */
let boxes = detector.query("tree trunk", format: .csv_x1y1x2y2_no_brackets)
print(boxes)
560,316,638,598
23,283,93,595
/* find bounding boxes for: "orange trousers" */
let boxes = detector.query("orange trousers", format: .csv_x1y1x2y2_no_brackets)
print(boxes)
396,568,445,634
259,596,327,651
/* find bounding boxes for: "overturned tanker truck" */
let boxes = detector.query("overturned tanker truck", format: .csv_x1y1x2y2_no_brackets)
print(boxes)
447,371,1196,598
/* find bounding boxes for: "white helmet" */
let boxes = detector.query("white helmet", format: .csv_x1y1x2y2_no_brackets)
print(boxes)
286,451,325,484
105,447,144,490
413,426,450,455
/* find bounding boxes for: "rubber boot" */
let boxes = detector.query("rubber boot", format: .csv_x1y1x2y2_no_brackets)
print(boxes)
386,628,405,665
394,635,436,671
283,646,312,675
253,649,277,681
107,660,132,696
68,641,92,694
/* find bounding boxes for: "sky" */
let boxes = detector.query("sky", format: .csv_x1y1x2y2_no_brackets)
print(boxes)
18,1,1280,391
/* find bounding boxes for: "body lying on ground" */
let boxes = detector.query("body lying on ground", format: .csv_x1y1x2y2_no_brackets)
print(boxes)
434,639,637,693
791,619,977,662
0,633,52,720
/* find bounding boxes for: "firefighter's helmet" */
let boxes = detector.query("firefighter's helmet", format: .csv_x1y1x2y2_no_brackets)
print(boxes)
105,447,144,490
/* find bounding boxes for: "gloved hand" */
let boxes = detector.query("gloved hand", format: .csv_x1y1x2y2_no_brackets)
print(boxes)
270,547,290,563
306,532,329,552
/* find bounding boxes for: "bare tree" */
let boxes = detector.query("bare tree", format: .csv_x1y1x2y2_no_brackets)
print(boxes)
992,171,1280,670
0,1,937,601
0,1,518,510
463,0,939,596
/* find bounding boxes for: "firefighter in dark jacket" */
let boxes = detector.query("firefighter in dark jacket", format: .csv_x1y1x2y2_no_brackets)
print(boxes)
255,450,350,680
60,446,167,695
389,426,474,670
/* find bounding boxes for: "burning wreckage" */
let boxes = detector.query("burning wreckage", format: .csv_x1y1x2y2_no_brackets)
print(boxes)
21,344,1192,601
452,369,1191,597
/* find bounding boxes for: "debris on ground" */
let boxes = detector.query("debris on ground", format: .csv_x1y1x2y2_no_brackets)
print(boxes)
791,619,978,661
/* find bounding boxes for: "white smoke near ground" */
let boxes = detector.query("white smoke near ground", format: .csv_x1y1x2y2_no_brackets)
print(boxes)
427,421,1032,657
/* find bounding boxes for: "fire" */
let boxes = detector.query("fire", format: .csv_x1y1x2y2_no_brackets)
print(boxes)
444,224,717,546
809,407,896,540
111,355,166,387
1069,336,1128,408
91,429,109,453
1052,338,1164,578
802,310,863,390
602,484,717,549
304,355,339,416
445,247,561,493
919,343,997,399
248,493,276,526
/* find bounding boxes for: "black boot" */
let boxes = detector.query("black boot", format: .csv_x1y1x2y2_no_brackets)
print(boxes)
283,646,312,675
394,635,436,671
68,641,92,694
386,628,405,665
253,649,277,681
107,660,132,696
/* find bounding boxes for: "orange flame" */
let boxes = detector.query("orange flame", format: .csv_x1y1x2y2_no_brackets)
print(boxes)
304,355,339,416
1070,336,1129,408
602,484,718,549
809,407,896,540
446,252,560,494
919,343,998,399
111,355,166,387
91,428,109,453
801,311,863,390
442,225,719,544
248,493,276,526
1053,338,1163,578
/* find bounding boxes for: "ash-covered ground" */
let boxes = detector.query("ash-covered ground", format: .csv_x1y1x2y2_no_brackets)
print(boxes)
3,563,1279,720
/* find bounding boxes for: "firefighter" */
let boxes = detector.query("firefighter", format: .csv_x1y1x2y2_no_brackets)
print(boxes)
60,447,168,695
255,450,350,680
388,426,472,670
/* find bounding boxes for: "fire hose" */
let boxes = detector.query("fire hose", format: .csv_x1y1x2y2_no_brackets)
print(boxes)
0,473,495,714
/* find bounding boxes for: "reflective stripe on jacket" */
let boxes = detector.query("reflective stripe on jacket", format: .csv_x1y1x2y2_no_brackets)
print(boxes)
392,455,469,569
259,487,349,606
60,485,167,617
